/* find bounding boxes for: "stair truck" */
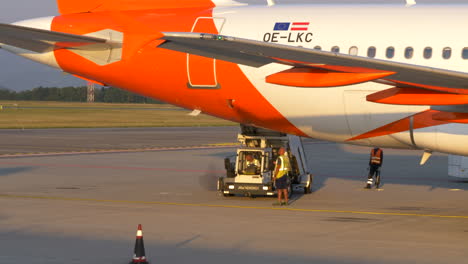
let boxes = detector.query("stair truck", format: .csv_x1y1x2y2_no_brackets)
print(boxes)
218,125,313,197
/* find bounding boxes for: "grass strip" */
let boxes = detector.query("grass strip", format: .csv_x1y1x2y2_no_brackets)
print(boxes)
0,101,235,129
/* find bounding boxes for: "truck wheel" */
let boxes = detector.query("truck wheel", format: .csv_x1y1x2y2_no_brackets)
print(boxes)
217,177,224,192
287,184,293,198
218,177,234,197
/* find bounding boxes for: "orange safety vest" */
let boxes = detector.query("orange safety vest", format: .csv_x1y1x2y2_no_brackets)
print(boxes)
370,149,382,165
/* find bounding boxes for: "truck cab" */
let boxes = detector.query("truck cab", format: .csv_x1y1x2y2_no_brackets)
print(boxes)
236,149,268,177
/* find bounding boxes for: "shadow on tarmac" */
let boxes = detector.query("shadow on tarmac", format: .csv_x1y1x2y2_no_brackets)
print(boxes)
306,143,468,192
0,166,35,177
0,231,373,264
198,162,221,191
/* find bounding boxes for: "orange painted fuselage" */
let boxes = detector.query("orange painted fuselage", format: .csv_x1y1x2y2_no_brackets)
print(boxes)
51,8,305,136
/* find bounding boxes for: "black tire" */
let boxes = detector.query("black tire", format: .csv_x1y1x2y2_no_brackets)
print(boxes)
304,174,313,194
217,177,224,192
226,168,236,178
218,177,233,197
287,183,293,198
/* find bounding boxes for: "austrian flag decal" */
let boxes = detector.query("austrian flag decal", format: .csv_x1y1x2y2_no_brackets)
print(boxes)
265,22,314,43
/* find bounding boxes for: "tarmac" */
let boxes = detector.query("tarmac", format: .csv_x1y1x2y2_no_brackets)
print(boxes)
0,127,467,264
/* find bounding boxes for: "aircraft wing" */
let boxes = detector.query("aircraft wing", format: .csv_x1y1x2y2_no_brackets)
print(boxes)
160,32,468,106
0,23,109,53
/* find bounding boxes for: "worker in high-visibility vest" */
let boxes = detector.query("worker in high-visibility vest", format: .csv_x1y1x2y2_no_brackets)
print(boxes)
273,147,292,206
366,147,383,188
243,153,261,175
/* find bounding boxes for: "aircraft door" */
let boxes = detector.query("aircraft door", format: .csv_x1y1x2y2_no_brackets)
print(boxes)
187,17,225,89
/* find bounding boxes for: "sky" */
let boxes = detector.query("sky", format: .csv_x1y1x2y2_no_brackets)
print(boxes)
1,0,467,90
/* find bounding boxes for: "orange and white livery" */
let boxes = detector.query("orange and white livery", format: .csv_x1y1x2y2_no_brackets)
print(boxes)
2,0,468,175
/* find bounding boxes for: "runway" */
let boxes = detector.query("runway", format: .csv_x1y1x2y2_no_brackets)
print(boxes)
0,127,467,264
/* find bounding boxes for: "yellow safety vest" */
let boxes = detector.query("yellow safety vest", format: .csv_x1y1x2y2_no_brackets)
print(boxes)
276,154,291,179
246,159,260,167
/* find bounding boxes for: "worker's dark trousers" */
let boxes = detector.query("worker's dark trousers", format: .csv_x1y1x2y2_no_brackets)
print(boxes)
368,164,381,179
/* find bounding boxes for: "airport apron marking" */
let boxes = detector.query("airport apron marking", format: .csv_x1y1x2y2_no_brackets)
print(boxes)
1,194,468,219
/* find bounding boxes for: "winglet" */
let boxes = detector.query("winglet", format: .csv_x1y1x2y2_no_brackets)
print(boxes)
406,0,416,7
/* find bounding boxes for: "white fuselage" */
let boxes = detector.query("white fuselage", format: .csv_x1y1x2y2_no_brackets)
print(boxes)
217,5,468,155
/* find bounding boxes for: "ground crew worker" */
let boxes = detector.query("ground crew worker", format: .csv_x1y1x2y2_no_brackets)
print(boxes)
366,147,383,188
243,153,260,174
273,147,291,206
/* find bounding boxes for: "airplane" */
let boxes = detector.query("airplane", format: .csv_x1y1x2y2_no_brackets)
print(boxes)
1,0,468,176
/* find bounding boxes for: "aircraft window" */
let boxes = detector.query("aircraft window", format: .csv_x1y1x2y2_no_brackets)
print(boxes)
314,46,322,50
386,47,395,59
423,47,433,59
349,46,358,56
331,46,340,53
404,47,414,59
442,47,452,59
367,46,376,58
462,48,468,59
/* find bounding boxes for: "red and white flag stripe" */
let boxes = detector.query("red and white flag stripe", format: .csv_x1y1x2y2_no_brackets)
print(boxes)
291,22,310,31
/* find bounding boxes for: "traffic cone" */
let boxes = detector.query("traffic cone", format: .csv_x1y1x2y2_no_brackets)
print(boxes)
130,224,149,264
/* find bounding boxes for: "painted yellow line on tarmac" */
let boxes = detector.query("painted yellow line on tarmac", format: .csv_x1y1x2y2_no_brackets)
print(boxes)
358,188,384,191
1,194,468,219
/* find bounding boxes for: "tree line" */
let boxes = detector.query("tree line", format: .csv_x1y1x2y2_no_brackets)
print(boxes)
0,86,163,104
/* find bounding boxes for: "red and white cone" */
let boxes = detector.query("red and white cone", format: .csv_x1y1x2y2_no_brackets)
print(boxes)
130,224,149,264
